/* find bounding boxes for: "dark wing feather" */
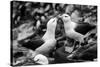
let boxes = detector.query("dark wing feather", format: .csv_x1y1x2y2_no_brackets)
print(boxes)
74,23,96,35
21,39,44,50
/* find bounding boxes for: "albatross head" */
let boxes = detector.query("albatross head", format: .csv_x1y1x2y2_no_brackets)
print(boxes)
47,17,58,31
57,14,71,23
47,17,57,26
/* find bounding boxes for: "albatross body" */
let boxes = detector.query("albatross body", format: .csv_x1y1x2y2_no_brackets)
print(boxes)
58,14,96,45
35,17,57,56
21,17,57,57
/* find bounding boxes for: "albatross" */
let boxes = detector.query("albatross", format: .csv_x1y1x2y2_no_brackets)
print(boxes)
58,14,96,48
20,17,57,57
35,17,57,56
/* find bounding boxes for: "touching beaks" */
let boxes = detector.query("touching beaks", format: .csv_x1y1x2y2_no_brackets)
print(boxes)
57,14,62,19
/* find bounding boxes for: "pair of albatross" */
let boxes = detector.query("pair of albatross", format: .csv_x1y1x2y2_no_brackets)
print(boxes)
20,14,96,65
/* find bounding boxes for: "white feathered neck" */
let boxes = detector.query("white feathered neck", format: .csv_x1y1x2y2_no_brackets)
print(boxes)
64,20,77,32
42,19,57,41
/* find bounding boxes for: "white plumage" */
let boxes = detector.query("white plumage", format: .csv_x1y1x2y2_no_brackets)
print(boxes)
58,14,96,47
34,54,49,65
35,17,57,56
21,18,57,58
21,18,57,63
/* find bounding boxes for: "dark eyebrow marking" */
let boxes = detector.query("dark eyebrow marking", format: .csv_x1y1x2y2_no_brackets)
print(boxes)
65,16,68,17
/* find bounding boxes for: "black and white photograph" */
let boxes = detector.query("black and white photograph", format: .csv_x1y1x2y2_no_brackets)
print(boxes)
11,0,97,66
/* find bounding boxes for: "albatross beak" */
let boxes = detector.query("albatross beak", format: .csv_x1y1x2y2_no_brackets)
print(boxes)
56,14,63,24
57,14,62,19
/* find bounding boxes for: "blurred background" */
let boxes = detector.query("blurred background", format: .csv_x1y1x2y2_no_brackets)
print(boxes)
11,1,97,28
11,1,97,39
